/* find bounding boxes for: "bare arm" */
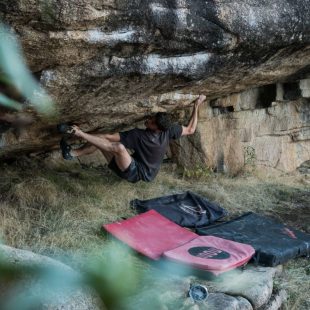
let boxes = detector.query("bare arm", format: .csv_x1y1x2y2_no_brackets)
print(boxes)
102,133,121,142
181,95,206,136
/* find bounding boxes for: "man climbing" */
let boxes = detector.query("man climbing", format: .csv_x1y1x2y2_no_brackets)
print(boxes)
60,95,206,183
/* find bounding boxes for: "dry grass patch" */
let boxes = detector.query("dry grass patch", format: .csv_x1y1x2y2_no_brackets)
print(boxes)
0,159,309,309
9,177,59,208
276,259,310,310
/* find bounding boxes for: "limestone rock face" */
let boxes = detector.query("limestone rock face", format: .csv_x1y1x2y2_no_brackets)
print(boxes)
0,0,309,159
171,82,310,174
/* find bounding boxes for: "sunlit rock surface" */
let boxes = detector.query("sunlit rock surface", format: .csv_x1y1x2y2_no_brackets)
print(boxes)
0,0,309,167
171,82,310,174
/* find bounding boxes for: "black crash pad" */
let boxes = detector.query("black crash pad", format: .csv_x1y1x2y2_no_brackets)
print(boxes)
196,212,310,266
130,191,227,228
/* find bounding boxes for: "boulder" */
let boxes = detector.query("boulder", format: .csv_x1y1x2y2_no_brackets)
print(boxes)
262,290,288,310
0,245,103,310
0,0,309,159
126,274,253,310
200,293,252,310
126,264,286,310
211,265,283,309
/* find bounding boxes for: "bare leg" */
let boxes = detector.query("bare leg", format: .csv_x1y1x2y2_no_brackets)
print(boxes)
72,135,116,164
72,134,113,156
72,143,97,157
72,126,132,171
99,148,114,163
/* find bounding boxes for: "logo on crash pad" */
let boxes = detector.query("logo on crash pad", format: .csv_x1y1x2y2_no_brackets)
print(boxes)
179,203,206,215
188,247,230,259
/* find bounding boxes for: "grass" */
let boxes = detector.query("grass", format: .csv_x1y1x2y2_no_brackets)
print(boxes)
276,259,310,310
0,158,309,308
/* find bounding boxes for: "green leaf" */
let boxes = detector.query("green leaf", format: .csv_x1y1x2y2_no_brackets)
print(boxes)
0,93,22,111
0,74,13,86
0,23,54,116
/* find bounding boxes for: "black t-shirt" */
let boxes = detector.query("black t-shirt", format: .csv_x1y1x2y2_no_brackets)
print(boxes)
120,124,183,181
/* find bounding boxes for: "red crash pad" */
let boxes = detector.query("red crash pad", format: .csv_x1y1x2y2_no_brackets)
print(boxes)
103,210,197,260
103,211,255,274
163,236,255,275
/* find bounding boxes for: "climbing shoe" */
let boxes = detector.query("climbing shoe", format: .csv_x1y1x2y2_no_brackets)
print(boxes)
60,138,73,160
57,123,75,135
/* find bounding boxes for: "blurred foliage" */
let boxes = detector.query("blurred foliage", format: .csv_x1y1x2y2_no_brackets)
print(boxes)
0,239,193,310
0,242,142,310
0,22,55,116
0,93,22,111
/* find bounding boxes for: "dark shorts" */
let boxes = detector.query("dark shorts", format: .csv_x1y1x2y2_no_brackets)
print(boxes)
108,157,141,183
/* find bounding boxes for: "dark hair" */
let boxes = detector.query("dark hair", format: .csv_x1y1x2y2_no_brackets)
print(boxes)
155,112,172,131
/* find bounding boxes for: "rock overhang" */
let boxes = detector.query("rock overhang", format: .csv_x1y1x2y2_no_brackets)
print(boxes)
0,0,309,159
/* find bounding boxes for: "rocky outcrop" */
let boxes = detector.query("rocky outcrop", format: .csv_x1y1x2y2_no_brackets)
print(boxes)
0,0,309,159
127,265,285,310
171,80,310,174
212,265,284,309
